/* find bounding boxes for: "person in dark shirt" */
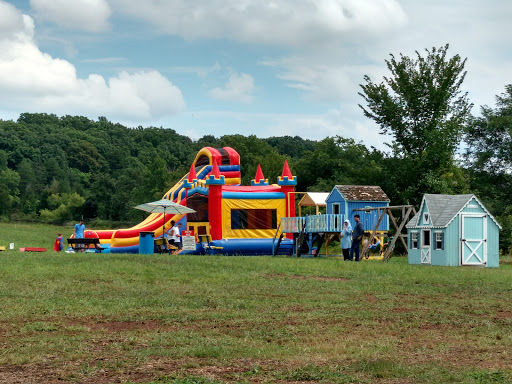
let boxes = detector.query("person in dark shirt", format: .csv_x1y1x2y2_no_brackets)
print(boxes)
349,214,364,261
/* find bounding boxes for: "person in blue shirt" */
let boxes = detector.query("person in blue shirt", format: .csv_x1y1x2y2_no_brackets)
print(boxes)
73,219,85,252
340,219,352,260
349,214,364,261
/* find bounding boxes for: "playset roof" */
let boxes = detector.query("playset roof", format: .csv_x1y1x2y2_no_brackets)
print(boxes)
334,185,389,202
299,192,329,207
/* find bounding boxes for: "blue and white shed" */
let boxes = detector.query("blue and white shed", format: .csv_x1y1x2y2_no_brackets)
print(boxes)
326,185,390,232
406,194,501,267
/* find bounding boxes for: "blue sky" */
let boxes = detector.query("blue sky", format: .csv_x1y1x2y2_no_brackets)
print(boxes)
1,0,511,149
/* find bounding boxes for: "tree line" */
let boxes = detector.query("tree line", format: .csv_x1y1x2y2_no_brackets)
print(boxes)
0,45,510,252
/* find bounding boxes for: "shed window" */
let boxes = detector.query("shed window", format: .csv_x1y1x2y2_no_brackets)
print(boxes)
333,203,340,215
435,232,444,250
411,232,418,249
423,213,430,224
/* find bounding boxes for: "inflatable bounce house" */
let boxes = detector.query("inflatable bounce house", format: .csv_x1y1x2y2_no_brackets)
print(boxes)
88,147,296,255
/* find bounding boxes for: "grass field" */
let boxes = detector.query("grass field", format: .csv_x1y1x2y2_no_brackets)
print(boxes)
0,223,511,384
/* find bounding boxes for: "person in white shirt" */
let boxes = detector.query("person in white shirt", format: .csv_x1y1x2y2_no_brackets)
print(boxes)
165,221,182,254
174,223,183,253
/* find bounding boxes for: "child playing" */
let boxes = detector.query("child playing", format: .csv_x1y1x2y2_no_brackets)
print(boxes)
53,233,63,252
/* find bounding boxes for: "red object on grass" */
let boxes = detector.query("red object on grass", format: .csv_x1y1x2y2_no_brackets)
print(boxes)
24,247,46,252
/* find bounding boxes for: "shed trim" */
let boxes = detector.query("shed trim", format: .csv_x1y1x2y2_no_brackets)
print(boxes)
325,187,343,204
445,195,502,230
408,226,446,230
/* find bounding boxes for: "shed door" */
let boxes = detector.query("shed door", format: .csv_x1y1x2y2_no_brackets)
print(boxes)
421,229,431,265
461,214,487,266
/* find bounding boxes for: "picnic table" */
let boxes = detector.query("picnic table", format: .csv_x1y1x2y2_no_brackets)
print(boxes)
67,238,105,253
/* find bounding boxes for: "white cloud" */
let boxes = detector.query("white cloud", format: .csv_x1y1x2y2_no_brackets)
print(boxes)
0,1,34,41
0,1,185,123
109,0,406,47
209,73,255,103
265,107,385,149
30,0,111,32
171,107,389,151
34,70,185,121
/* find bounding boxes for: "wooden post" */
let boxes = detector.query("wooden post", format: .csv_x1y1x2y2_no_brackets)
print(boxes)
388,210,408,250
360,208,386,259
382,206,416,262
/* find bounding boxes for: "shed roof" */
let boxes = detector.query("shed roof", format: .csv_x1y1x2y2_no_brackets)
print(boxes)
333,185,389,202
406,194,501,229
299,192,329,207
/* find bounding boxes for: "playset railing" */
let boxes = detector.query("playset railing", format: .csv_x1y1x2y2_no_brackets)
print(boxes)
281,214,344,234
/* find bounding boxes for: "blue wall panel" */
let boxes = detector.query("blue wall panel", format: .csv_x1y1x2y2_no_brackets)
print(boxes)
346,201,389,231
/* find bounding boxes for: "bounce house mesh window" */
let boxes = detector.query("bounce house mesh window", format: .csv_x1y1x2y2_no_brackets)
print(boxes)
186,194,209,222
231,209,277,230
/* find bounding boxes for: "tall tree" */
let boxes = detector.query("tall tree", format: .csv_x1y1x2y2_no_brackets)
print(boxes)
465,85,512,252
465,84,512,175
359,44,472,204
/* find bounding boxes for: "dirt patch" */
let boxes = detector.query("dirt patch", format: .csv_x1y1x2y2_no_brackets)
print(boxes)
266,273,349,282
391,307,410,313
364,294,377,303
494,310,512,319
0,364,61,384
0,358,291,384
66,318,174,333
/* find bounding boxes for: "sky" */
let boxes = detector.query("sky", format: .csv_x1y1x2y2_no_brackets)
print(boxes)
0,0,511,150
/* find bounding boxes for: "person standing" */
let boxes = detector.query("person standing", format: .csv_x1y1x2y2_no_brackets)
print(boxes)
349,214,364,261
340,219,352,260
165,221,176,246
73,219,85,252
53,233,63,252
174,222,183,254
73,219,85,238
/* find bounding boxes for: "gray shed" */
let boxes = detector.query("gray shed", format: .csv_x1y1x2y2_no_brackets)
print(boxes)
406,194,501,267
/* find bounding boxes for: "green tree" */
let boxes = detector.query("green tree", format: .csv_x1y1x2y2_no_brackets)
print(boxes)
359,44,472,204
17,159,39,214
294,137,384,192
0,168,21,212
465,85,512,174
0,150,7,171
465,85,512,252
40,192,85,224
0,184,10,215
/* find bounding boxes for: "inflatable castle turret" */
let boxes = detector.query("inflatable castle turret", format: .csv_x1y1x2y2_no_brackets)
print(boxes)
278,160,297,218
206,159,225,240
251,164,269,186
